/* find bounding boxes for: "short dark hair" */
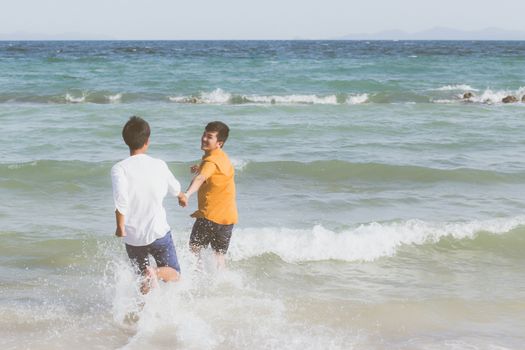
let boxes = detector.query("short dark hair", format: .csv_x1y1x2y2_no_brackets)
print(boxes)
122,116,150,150
205,121,230,145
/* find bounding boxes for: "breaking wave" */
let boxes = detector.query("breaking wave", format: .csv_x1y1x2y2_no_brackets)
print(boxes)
229,217,525,262
168,89,368,105
432,87,525,104
434,84,478,91
466,87,525,104
1,87,524,105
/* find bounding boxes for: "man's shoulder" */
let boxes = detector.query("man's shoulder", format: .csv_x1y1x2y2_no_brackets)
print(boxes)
117,154,165,164
203,150,234,175
111,158,127,171
205,149,231,162
112,155,154,171
112,154,137,168
217,149,234,166
144,156,172,174
149,156,169,168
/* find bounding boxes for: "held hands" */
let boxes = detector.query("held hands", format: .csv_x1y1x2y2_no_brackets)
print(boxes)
178,192,188,207
180,164,198,208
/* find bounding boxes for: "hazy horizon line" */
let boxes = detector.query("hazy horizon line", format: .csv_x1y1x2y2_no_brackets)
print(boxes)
1,27,525,41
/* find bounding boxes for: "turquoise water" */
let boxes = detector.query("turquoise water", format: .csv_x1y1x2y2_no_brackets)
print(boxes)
1,41,525,349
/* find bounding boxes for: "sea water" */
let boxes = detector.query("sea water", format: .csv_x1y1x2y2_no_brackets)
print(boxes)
1,41,525,349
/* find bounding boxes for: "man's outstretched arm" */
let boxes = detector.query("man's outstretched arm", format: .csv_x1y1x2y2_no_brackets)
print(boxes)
179,174,206,207
179,161,215,207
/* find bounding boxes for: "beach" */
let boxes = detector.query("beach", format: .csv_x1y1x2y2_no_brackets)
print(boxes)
1,40,525,349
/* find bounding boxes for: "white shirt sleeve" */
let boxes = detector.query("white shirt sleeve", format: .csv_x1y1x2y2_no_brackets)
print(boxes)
164,162,181,197
111,164,129,216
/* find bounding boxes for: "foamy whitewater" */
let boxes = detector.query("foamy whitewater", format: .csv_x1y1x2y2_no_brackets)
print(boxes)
1,41,525,350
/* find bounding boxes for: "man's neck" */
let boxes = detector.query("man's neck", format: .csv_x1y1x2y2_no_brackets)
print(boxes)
204,147,221,156
130,147,148,156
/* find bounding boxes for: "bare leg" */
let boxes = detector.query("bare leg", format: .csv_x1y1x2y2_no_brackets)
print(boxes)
140,267,159,294
156,266,180,282
140,266,179,294
214,252,226,270
190,244,204,271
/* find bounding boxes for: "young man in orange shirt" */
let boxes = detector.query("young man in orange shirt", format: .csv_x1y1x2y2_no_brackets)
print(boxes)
179,121,238,269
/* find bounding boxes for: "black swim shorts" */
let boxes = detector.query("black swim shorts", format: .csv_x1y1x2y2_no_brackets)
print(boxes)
189,218,234,254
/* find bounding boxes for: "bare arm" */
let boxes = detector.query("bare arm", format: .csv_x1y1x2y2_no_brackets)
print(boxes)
115,209,126,237
111,165,128,237
179,161,215,207
186,174,206,198
178,174,206,207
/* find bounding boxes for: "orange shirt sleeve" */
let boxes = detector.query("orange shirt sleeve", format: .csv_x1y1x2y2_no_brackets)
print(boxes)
199,161,217,180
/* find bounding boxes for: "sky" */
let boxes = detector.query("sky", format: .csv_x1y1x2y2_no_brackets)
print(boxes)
1,0,525,40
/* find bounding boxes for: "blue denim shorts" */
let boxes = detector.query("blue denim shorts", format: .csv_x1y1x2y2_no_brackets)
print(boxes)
125,231,180,273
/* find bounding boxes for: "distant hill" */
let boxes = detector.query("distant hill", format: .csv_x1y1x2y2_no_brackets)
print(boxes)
338,27,525,40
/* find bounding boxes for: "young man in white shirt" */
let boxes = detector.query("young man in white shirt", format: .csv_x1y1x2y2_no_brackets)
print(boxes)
111,116,184,293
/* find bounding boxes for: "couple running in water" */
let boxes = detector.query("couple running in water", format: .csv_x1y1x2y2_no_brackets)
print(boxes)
111,116,238,293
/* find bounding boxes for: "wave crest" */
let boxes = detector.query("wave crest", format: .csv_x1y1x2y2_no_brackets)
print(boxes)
229,217,525,262
432,87,525,104
2,160,524,185
65,93,86,103
3,87,525,105
168,89,367,105
467,87,525,104
435,84,478,91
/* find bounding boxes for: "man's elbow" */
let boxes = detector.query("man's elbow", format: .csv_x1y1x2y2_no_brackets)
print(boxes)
115,207,127,217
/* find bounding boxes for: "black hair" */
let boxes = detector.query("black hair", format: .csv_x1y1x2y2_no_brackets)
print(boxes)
122,116,150,150
205,121,230,145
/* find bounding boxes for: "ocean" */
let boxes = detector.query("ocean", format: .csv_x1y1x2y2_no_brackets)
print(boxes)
1,40,525,349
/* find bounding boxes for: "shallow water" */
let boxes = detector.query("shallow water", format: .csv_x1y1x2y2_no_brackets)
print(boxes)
1,41,525,349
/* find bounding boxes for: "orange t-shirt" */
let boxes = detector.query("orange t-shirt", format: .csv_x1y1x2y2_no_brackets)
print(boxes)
191,148,238,225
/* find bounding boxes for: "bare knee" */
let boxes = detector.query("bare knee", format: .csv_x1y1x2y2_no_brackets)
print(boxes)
156,266,180,282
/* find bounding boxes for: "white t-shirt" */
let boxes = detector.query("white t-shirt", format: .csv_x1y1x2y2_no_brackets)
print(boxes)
111,154,181,246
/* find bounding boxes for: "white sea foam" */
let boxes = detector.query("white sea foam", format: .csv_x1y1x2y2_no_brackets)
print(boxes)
168,89,232,104
7,161,37,169
230,157,248,171
436,84,478,91
431,99,456,104
246,94,338,105
470,88,516,104
518,86,525,100
169,89,342,105
470,89,508,104
168,95,191,103
106,256,354,350
463,87,525,104
65,93,86,103
106,93,122,103
200,88,232,104
228,216,525,263
87,215,525,349
347,93,369,105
